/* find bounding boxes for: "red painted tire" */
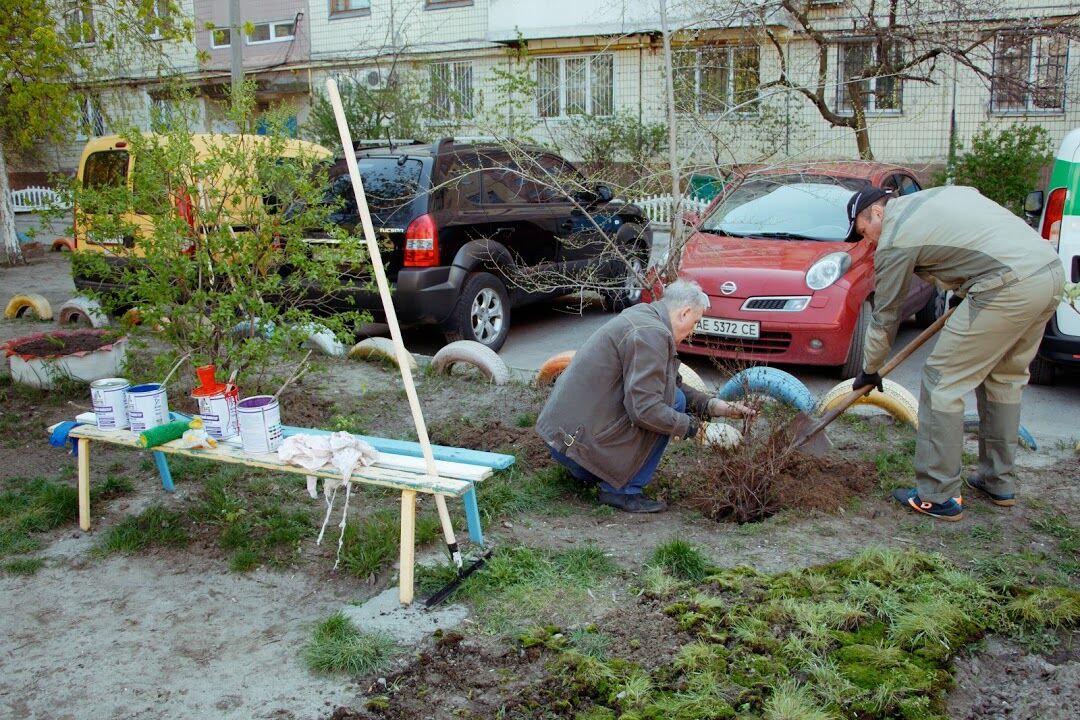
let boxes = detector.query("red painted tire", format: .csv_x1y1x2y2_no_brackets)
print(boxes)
535,350,576,386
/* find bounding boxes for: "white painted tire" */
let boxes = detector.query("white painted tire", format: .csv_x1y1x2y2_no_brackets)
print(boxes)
703,421,742,449
5,293,53,321
816,378,919,426
431,340,510,385
678,364,709,394
303,325,346,357
57,297,109,328
348,336,417,369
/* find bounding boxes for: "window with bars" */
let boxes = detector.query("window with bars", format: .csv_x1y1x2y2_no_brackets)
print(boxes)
79,96,105,138
147,0,170,39
992,32,1068,113
430,62,474,118
673,46,759,114
64,1,95,46
535,54,613,118
330,0,371,16
837,41,904,114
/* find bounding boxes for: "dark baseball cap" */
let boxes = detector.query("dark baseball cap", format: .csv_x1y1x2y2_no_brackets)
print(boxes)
846,187,889,223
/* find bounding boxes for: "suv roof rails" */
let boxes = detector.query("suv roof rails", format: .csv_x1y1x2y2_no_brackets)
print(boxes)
352,138,423,151
450,135,501,144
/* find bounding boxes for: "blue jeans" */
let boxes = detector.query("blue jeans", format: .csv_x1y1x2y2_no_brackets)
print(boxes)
548,389,686,496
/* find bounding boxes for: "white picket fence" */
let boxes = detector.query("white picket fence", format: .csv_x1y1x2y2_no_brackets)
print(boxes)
7,186,70,213
631,194,711,227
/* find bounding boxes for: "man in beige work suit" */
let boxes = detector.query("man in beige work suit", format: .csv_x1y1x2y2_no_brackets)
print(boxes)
849,186,1064,521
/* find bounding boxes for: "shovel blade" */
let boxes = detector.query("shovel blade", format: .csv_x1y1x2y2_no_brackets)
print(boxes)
788,412,834,456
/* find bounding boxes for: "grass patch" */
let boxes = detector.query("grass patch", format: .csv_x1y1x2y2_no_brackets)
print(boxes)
339,507,441,579
515,412,538,428
96,505,188,555
650,538,710,582
0,476,99,559
2,557,45,575
474,465,581,524
872,440,916,490
303,612,397,674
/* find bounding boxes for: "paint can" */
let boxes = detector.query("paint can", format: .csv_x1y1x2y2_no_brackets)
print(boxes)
237,395,283,454
191,364,239,440
126,383,170,433
91,378,130,430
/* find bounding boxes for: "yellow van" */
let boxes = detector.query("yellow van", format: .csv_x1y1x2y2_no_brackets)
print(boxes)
72,133,332,256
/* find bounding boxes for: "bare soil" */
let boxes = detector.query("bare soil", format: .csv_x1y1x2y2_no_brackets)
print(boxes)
6,330,115,357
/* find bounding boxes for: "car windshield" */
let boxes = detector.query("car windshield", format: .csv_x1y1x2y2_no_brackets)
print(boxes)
701,174,869,241
351,157,425,212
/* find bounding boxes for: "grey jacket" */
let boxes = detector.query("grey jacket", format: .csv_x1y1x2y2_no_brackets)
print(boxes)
535,302,711,488
864,186,1061,373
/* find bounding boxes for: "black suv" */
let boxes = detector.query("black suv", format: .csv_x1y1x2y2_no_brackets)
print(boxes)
305,138,652,351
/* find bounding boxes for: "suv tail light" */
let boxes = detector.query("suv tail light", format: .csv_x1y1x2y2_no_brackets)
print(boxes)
174,190,196,255
1042,187,1066,251
404,214,439,267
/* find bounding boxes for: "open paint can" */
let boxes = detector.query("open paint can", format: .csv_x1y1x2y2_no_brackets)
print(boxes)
91,378,129,430
191,364,239,440
237,395,282,454
126,383,170,432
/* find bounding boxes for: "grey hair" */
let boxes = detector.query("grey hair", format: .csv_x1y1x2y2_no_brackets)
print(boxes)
659,279,710,312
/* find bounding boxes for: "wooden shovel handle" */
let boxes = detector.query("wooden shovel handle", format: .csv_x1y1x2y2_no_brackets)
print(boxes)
821,304,957,424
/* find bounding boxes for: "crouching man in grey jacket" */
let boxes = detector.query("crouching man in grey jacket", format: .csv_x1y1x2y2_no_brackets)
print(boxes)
536,279,754,513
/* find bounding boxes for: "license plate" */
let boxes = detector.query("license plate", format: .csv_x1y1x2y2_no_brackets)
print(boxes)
91,235,124,245
695,317,760,339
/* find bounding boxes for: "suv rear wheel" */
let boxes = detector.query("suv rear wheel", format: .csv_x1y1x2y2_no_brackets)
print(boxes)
603,225,649,312
444,272,511,352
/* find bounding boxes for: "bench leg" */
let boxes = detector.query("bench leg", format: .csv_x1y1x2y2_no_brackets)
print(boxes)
153,451,175,492
399,490,416,606
463,486,484,546
78,438,91,531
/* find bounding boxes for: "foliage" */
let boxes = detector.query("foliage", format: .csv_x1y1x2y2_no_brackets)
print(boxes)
650,538,710,582
939,124,1053,216
560,112,668,174
96,504,189,554
304,611,397,674
72,82,369,386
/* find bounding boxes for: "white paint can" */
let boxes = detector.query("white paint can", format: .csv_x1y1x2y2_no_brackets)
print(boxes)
237,395,283,454
191,364,240,440
90,378,129,430
126,383,170,433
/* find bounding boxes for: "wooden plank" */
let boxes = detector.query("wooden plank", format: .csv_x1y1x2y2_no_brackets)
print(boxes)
280,425,516,470
399,490,416,606
65,425,471,497
376,453,491,482
77,438,90,531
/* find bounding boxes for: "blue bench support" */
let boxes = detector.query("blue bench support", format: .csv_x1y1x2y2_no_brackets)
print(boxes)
153,451,175,492
463,486,483,545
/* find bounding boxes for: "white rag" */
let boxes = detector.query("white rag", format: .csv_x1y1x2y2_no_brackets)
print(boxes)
277,432,379,568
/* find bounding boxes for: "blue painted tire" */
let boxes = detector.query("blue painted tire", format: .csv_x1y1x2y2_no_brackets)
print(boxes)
717,367,817,414
962,413,1038,451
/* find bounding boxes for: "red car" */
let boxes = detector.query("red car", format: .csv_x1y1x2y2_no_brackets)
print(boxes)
673,162,941,377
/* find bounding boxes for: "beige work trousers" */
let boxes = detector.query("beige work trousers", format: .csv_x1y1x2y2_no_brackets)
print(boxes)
915,262,1065,504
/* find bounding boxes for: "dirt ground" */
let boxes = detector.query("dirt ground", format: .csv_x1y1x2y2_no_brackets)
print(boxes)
2,252,1079,719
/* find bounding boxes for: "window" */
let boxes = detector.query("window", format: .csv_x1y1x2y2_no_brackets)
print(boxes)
837,41,903,114
674,46,759,114
330,0,371,16
64,1,95,46
246,20,295,45
82,151,129,190
425,0,474,7
430,62,474,119
79,96,105,138
147,0,170,39
535,54,613,118
992,32,1068,113
211,27,231,49
148,96,180,131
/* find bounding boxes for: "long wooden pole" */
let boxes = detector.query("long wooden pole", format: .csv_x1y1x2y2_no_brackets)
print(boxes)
325,80,463,602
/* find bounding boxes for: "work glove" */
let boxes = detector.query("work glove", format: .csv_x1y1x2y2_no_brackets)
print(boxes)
684,416,702,441
707,398,757,419
853,370,884,393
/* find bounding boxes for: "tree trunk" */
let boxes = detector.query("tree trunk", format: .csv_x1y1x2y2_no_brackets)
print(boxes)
0,144,24,266
854,121,874,161
659,0,682,261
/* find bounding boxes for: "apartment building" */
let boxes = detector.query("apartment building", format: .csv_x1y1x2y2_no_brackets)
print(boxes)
29,0,1080,177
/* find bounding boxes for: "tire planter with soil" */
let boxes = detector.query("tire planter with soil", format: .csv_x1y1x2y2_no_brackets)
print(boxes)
3,329,127,389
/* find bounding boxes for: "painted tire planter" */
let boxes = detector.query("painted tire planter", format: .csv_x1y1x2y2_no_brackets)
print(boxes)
703,421,743,449
717,367,817,414
817,379,919,426
349,336,418,369
962,413,1038,451
431,340,510,385
535,350,576,386
678,364,710,394
4,293,53,321
57,296,110,328
3,329,127,389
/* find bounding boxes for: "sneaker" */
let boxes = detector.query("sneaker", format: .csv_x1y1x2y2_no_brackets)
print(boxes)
891,488,964,522
598,491,666,514
964,476,1016,507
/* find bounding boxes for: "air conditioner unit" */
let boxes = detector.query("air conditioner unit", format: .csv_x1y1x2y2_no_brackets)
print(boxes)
360,68,396,91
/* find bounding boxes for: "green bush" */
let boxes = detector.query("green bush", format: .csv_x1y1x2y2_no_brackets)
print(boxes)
941,124,1053,216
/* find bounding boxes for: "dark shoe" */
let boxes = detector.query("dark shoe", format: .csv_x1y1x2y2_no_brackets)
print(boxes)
965,476,1016,507
891,488,963,522
598,491,666,514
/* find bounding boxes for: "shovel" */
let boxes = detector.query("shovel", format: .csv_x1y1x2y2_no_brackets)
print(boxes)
789,305,956,455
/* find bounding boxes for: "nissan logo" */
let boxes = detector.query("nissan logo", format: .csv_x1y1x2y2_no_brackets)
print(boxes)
720,281,737,295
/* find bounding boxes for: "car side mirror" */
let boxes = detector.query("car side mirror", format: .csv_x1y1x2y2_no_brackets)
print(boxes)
595,184,613,203
682,211,700,227
1024,190,1044,217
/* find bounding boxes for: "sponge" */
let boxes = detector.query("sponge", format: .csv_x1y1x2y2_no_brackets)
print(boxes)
138,420,190,448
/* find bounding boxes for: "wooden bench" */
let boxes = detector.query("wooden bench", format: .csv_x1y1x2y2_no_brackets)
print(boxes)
51,420,511,604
